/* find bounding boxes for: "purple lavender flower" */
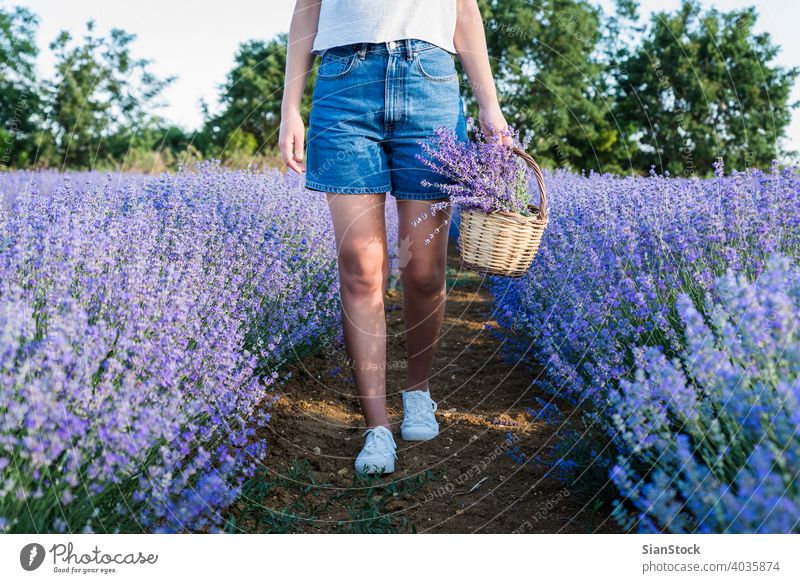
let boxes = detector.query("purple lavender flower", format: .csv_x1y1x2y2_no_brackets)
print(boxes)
416,122,539,216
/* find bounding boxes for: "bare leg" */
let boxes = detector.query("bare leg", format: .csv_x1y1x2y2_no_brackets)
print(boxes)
326,193,390,429
395,199,452,392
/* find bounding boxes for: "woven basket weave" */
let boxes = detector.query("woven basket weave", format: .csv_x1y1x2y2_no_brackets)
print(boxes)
458,147,548,278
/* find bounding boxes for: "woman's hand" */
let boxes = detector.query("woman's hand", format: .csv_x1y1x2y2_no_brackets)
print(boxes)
279,108,306,174
279,0,319,173
479,105,513,145
453,0,512,146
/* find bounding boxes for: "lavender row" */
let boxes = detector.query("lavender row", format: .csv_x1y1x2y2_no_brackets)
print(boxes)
487,163,800,532
0,164,341,533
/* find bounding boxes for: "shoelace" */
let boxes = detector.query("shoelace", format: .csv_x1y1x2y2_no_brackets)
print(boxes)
362,427,397,459
405,392,438,424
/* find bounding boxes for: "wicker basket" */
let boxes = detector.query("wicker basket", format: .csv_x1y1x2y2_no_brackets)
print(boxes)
458,147,548,278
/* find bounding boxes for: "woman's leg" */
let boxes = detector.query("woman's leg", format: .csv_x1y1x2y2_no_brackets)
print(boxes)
326,192,390,429
395,199,453,392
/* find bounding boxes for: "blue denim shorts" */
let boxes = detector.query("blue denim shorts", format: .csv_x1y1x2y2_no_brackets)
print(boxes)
305,38,468,200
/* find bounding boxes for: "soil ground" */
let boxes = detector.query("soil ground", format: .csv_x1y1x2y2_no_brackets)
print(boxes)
226,248,619,533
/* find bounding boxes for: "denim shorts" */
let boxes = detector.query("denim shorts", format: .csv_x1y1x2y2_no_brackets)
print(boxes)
305,38,468,200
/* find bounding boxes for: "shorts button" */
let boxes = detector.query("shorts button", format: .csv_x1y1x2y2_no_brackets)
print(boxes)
388,41,397,49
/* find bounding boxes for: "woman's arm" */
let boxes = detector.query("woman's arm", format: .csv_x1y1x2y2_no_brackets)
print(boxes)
279,0,321,173
453,0,510,141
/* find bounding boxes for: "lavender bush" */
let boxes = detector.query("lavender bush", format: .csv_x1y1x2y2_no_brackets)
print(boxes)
487,162,800,532
611,255,799,533
0,163,341,533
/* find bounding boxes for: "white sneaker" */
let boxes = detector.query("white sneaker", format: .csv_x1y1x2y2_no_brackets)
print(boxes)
354,426,397,475
401,389,440,441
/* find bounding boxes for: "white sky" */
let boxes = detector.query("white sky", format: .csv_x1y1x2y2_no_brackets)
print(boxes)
10,0,800,154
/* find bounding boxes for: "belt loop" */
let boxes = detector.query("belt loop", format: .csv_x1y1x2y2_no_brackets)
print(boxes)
358,43,367,60
405,38,413,61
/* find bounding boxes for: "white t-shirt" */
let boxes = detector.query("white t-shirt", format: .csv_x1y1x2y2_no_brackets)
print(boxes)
312,0,458,55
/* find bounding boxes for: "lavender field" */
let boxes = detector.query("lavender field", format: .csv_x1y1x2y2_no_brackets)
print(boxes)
1,162,798,533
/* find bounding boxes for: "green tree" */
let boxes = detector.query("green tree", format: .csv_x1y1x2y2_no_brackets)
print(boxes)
46,21,173,169
0,6,43,168
204,34,315,157
611,0,798,176
474,0,620,172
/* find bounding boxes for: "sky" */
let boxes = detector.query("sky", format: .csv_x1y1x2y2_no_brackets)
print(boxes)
9,0,800,153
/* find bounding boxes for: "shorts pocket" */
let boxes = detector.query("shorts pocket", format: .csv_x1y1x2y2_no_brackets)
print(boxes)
415,48,457,82
317,48,359,79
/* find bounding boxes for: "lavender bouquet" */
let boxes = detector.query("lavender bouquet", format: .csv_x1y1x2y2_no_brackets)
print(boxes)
418,120,537,217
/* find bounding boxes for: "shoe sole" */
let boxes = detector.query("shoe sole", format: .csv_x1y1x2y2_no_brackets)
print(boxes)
355,463,395,475
401,426,440,441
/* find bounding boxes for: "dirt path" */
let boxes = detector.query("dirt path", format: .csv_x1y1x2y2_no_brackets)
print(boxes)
229,249,617,533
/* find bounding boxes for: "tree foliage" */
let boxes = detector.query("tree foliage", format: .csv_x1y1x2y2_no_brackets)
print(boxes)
46,21,173,168
0,6,41,167
611,0,798,176
475,0,621,172
203,33,315,161
0,1,796,174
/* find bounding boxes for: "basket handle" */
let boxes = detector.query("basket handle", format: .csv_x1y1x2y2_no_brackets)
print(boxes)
511,147,547,221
